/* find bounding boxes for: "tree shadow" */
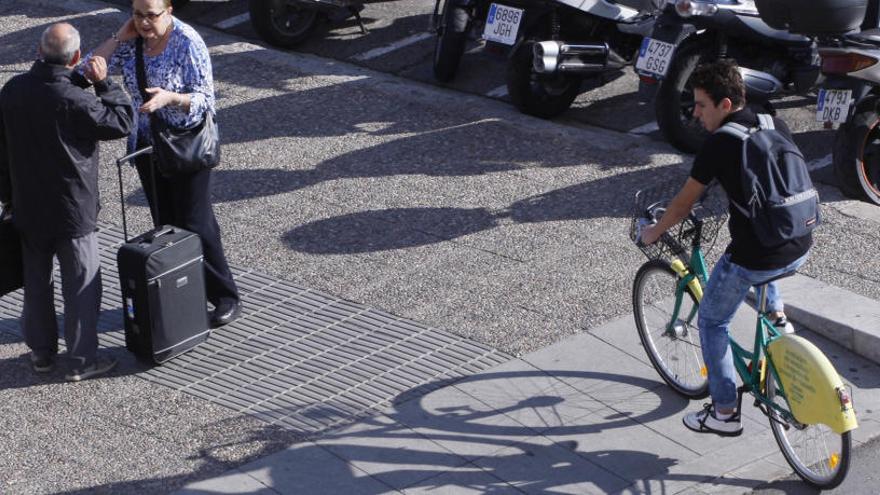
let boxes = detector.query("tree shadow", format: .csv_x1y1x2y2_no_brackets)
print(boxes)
0,10,123,67
283,163,692,253
118,114,663,206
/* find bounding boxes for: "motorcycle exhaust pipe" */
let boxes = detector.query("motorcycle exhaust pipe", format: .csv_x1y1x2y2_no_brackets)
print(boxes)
533,41,609,74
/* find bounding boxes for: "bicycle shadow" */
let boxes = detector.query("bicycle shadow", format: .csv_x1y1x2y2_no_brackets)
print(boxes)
43,369,767,494
265,369,769,493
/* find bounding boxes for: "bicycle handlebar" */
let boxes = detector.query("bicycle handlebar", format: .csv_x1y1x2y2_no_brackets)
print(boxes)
634,200,702,257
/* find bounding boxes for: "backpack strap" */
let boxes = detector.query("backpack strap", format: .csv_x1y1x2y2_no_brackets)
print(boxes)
715,122,751,141
756,113,775,131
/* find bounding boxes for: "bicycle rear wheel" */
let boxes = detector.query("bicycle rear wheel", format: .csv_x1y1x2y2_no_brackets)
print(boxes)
633,260,708,398
766,369,851,489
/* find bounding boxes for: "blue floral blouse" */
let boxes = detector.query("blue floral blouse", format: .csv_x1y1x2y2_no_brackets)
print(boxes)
84,17,215,151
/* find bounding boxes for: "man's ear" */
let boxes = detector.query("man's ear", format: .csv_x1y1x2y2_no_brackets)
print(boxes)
68,49,81,67
720,97,734,113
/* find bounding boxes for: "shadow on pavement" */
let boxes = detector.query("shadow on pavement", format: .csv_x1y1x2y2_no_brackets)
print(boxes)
283,164,690,253
2,362,760,493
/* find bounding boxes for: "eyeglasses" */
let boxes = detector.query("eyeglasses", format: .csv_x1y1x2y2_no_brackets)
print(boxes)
132,9,166,22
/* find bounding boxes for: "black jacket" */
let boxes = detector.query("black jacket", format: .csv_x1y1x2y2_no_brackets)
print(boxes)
0,60,134,239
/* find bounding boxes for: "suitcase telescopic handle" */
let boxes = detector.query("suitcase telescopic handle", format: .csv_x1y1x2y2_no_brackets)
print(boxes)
146,227,175,242
116,146,155,243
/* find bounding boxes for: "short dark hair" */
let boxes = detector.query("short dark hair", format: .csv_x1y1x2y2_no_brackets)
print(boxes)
690,59,745,109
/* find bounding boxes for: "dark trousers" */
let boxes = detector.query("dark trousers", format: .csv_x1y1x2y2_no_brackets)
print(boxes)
135,154,239,307
21,231,101,368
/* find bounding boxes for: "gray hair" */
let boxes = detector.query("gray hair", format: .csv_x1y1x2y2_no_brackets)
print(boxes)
40,23,80,65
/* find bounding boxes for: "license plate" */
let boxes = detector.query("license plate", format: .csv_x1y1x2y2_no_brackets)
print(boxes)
635,37,676,78
482,3,522,46
816,89,853,124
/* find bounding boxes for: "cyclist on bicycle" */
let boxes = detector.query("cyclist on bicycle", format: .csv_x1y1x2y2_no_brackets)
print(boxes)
640,60,812,436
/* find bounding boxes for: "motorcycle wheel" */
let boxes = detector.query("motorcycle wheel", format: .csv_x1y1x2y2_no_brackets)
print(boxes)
507,41,581,119
655,40,713,153
248,0,321,48
433,1,469,82
833,97,880,203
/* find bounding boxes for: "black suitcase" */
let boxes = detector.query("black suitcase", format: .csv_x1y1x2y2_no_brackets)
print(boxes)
116,148,210,364
0,210,23,297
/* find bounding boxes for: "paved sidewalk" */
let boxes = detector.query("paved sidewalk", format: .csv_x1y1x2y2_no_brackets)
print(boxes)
176,299,880,495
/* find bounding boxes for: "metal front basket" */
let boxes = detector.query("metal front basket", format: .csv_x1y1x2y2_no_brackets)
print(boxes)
629,179,728,263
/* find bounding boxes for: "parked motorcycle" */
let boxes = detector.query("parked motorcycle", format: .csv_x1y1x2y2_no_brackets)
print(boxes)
756,0,880,203
248,0,366,48
638,0,821,153
431,0,658,118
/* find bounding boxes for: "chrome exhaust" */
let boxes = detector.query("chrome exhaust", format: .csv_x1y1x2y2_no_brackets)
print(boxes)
533,41,609,74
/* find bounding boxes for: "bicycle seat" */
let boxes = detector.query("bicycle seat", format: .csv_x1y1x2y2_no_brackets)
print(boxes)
757,270,797,286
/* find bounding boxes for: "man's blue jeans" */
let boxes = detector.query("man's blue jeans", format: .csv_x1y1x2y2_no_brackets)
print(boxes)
698,252,809,411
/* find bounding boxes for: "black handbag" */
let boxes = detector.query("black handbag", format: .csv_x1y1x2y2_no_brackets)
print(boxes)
0,209,23,297
135,38,220,177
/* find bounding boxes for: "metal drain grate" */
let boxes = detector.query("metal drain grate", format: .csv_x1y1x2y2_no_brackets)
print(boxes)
0,224,511,434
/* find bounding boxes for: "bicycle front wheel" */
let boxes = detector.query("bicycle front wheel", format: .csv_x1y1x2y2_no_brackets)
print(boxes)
766,369,851,489
633,260,708,398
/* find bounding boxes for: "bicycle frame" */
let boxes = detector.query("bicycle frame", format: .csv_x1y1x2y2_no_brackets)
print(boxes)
666,247,857,433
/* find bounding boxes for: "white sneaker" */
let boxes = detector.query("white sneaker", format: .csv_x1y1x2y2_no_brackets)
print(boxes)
773,316,795,335
683,403,743,437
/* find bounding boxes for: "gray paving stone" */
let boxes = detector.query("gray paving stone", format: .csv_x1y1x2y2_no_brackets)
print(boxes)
315,415,469,490
523,330,668,406
174,469,277,495
538,404,702,483
224,442,396,495
391,382,539,462
472,435,631,494
400,464,518,494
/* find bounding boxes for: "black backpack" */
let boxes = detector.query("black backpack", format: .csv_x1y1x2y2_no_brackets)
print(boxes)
716,114,820,246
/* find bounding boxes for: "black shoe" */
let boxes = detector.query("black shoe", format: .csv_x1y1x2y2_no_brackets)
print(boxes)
210,300,241,328
30,353,55,373
65,356,117,382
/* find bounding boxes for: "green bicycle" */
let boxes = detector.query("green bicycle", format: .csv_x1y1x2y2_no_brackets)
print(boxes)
630,184,857,489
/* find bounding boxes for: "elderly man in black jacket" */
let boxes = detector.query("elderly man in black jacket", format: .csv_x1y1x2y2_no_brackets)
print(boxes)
0,23,133,381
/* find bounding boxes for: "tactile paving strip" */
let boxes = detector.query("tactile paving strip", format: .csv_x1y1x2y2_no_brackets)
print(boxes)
0,224,511,434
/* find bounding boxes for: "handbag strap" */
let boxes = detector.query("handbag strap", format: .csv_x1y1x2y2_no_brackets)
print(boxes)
129,39,162,233
134,38,150,103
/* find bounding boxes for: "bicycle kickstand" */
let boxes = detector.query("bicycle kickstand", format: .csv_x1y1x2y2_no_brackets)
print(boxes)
735,385,748,419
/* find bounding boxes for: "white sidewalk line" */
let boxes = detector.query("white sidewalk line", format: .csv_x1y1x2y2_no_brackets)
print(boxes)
350,32,433,61
628,121,660,135
486,85,508,98
214,12,250,30
808,153,832,171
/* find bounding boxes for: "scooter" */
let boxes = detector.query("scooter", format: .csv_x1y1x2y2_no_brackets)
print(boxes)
764,0,880,203
638,0,821,153
430,0,659,118
248,0,367,48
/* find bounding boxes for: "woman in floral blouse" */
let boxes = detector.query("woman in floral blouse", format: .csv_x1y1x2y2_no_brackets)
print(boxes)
87,0,241,327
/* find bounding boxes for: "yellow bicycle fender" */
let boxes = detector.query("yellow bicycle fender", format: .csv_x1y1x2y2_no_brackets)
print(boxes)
669,259,703,302
767,335,858,434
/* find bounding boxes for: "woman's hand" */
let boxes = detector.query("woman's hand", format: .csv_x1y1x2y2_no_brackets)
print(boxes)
140,87,179,113
116,18,138,42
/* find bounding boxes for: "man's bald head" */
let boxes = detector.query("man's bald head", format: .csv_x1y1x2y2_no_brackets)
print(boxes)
40,23,81,66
